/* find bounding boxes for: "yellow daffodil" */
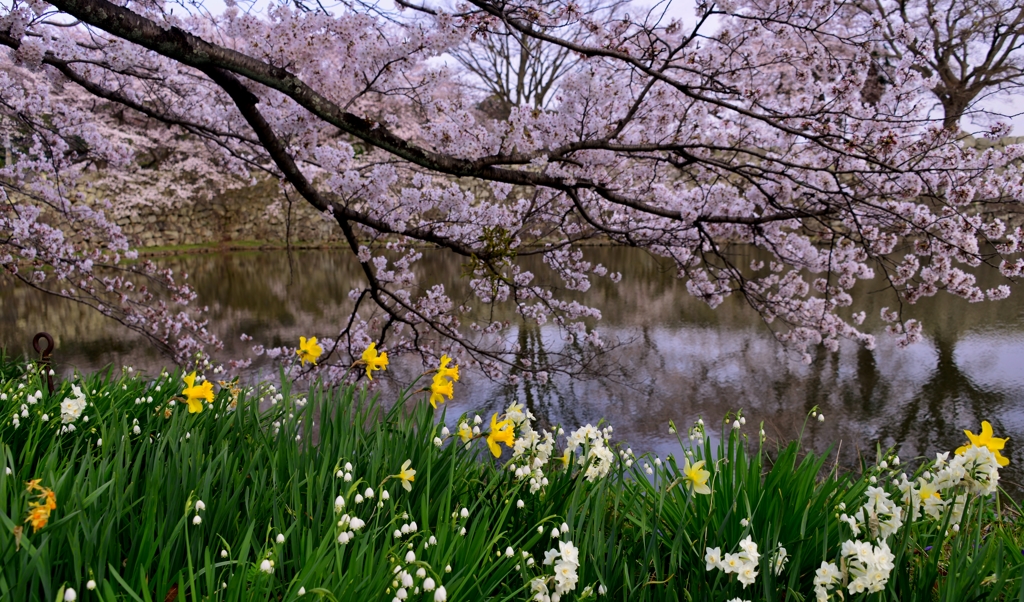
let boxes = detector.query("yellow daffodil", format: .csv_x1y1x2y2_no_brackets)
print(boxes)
429,373,454,409
919,481,941,501
437,355,459,382
486,413,516,458
361,343,389,380
956,420,1010,467
458,422,473,443
296,336,323,366
182,371,214,414
683,457,711,495
397,459,416,492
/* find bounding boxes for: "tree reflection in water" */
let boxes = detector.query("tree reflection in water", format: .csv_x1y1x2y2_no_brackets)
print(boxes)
1,247,1022,495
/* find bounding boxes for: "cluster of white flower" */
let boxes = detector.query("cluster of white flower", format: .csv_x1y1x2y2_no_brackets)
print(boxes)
890,444,1002,530
507,403,555,493
840,540,895,594
839,486,904,540
704,536,761,588
191,499,205,526
393,518,418,539
942,446,1001,495
333,486,367,544
531,540,580,602
565,425,615,482
450,506,470,537
389,549,447,602
812,561,841,602
11,389,45,428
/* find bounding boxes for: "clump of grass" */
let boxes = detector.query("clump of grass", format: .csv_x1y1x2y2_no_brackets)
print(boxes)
1,360,1022,601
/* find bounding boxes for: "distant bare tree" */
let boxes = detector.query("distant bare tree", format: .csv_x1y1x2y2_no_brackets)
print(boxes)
450,0,627,113
856,0,1024,129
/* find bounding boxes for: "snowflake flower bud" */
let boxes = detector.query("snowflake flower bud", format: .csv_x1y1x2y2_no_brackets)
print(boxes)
64,588,77,601
276,534,285,544
424,577,436,591
195,500,206,511
192,516,202,525
86,581,96,591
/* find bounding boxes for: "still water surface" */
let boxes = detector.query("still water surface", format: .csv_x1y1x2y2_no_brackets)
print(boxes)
3,247,1024,494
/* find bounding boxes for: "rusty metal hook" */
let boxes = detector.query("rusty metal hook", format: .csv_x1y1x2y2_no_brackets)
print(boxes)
32,332,55,395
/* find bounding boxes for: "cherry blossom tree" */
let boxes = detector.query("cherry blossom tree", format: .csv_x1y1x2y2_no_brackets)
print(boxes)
1,0,1022,381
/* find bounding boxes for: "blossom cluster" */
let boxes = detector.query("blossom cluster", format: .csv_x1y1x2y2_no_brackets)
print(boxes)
531,540,580,602
705,536,762,588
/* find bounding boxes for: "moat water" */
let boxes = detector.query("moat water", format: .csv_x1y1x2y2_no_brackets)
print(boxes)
3,246,1023,494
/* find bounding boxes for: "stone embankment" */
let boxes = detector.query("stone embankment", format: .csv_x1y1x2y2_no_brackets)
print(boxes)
95,135,1024,249
114,179,342,249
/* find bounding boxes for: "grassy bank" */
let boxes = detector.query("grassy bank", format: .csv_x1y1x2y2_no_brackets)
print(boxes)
1,358,1022,602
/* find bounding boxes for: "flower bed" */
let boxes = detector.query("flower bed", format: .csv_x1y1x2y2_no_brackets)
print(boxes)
1,355,1022,601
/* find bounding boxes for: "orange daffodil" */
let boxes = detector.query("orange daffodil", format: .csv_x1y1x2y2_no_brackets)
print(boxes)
487,413,516,458
360,343,389,380
429,355,459,409
24,479,57,532
182,371,214,414
296,336,323,366
956,420,1010,467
